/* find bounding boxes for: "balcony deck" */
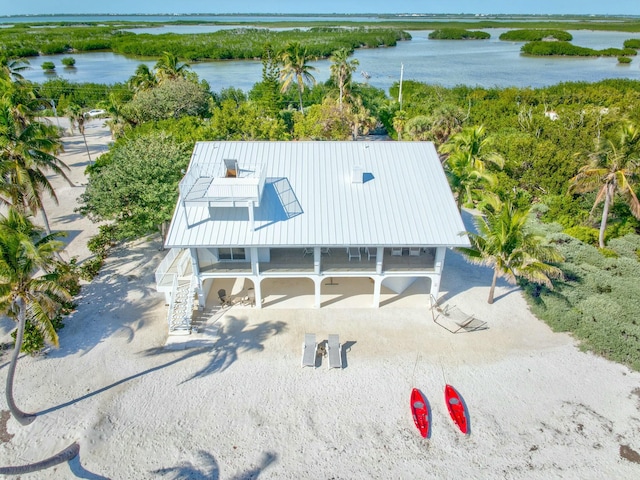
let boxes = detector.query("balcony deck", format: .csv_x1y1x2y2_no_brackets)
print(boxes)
196,247,435,276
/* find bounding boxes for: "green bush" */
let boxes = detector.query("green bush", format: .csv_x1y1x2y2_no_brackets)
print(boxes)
41,61,55,70
618,56,632,64
524,225,640,371
564,225,599,245
61,56,76,67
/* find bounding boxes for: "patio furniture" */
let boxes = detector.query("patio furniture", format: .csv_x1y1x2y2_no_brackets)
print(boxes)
321,247,331,255
302,333,318,367
430,295,488,334
217,289,232,308
303,247,313,257
327,334,343,369
391,247,403,256
348,247,361,262
366,247,377,261
409,247,421,256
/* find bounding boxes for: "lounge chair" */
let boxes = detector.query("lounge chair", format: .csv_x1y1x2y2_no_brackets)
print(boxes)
217,289,232,308
409,247,421,256
366,247,377,261
327,334,343,369
302,333,317,367
391,247,403,256
348,247,361,262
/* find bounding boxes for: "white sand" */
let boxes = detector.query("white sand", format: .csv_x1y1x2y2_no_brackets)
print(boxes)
1,121,640,479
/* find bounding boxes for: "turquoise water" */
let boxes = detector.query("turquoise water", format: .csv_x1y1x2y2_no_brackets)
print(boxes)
14,26,640,93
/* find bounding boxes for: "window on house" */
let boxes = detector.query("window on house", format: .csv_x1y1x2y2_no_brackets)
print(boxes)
218,248,246,261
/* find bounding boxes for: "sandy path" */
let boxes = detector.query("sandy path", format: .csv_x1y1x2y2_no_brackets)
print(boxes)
1,122,640,479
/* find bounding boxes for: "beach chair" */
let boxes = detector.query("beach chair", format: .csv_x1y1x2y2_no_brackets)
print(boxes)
391,247,403,256
327,334,343,369
409,247,421,256
366,247,377,261
348,247,361,262
302,333,317,367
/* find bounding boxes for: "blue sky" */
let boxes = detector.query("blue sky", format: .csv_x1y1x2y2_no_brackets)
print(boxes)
3,1,640,16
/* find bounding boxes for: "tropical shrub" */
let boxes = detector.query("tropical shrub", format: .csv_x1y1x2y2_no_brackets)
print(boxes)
41,61,55,70
61,56,76,67
618,56,632,64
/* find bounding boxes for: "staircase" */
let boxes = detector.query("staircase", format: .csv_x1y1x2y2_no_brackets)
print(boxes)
167,275,197,335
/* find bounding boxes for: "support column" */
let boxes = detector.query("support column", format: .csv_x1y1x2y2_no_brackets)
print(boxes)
314,277,322,308
190,248,205,308
314,247,321,275
376,247,383,274
254,279,263,309
372,277,382,308
430,247,447,300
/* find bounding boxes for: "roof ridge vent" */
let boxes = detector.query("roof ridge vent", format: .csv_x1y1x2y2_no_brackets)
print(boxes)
351,165,364,184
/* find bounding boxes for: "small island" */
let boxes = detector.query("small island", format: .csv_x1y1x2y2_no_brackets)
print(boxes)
428,28,490,40
499,29,573,42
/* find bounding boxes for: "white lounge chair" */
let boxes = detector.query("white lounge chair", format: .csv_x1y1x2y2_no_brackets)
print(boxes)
366,247,377,261
327,334,343,369
302,333,317,367
409,247,421,256
348,247,361,262
391,247,403,256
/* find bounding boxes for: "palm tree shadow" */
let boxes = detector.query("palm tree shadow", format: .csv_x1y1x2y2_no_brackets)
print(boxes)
152,450,220,479
152,450,277,480
36,318,285,416
68,452,110,479
181,316,287,382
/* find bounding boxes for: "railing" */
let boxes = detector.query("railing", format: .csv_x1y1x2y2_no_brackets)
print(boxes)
155,248,183,286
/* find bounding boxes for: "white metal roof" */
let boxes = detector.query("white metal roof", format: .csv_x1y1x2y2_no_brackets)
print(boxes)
164,141,470,248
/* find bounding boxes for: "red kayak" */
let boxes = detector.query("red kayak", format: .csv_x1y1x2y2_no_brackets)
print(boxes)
410,388,430,438
445,384,468,434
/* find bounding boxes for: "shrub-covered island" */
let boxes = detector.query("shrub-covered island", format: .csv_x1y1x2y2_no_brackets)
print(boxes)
521,41,637,57
428,28,490,40
499,29,573,41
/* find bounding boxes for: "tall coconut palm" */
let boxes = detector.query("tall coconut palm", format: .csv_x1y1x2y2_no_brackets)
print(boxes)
128,63,158,92
154,52,191,82
439,125,505,209
0,208,70,425
278,42,316,113
569,122,640,248
457,199,564,304
65,103,92,164
329,48,359,109
0,98,71,234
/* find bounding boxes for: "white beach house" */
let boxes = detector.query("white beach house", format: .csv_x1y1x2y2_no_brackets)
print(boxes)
155,141,469,334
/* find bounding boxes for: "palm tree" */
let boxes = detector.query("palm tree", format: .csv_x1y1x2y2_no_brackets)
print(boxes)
457,199,564,304
439,125,505,209
569,122,640,248
278,42,316,113
0,56,30,83
128,63,158,92
65,104,92,163
329,48,359,109
0,208,70,425
154,52,191,82
98,93,128,139
0,98,71,234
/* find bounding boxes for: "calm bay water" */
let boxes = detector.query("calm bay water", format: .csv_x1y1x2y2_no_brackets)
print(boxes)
15,23,640,93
